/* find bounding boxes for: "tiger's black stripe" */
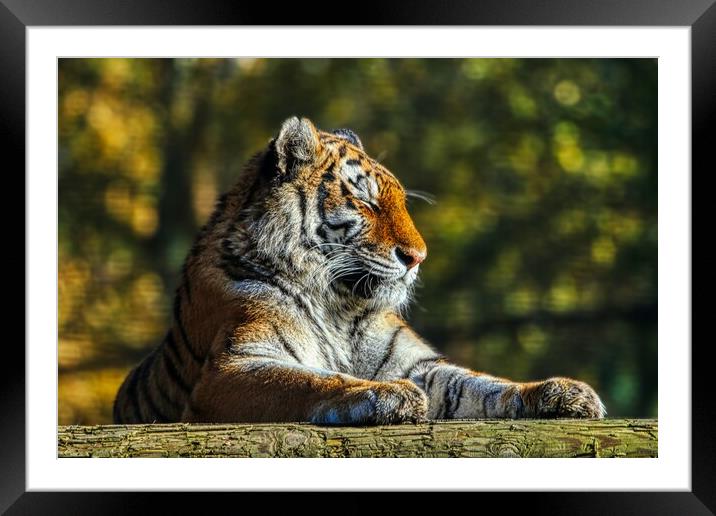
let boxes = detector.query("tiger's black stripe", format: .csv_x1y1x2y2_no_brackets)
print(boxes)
269,322,301,363
440,370,462,420
141,387,169,423
349,307,378,351
450,376,466,417
222,270,325,346
403,356,444,380
204,191,230,229
268,277,338,370
226,349,282,360
316,181,330,225
425,366,440,396
139,351,169,423
371,327,403,380
152,342,186,412
162,333,192,395
296,185,312,248
360,256,395,274
173,294,203,364
482,386,502,418
344,225,369,246
224,334,236,353
297,185,308,217
222,254,274,283
151,368,183,415
346,172,368,192
265,278,330,345
164,329,181,363
513,389,526,418
325,219,356,232
127,357,150,422
188,241,205,259
315,162,337,229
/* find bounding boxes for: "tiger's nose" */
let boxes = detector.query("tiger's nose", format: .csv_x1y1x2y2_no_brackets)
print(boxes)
394,247,427,269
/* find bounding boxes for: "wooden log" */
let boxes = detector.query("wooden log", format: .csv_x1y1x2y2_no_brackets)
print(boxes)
57,419,657,458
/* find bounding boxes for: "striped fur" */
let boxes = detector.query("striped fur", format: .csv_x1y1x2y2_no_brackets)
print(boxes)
113,117,605,424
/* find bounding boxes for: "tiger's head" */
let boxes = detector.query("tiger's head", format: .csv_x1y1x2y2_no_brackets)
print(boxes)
247,116,427,310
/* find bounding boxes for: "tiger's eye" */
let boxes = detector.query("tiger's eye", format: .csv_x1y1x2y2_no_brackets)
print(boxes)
359,199,380,213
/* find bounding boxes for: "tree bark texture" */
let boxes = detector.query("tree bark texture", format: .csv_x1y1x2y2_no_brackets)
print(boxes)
58,419,657,458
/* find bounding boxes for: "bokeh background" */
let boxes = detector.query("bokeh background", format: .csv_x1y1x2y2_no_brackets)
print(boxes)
58,58,657,424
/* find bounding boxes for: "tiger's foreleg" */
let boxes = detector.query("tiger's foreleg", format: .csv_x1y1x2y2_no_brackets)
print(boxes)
410,364,605,420
183,354,428,424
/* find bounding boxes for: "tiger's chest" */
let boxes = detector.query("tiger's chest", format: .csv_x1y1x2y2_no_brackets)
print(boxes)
232,280,399,378
293,306,395,378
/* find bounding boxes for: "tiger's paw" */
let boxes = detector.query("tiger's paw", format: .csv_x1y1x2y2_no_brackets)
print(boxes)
310,379,428,426
370,379,429,424
525,377,606,419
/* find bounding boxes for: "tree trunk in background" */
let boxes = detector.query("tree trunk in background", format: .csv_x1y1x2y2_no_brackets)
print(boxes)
150,59,215,295
58,419,657,458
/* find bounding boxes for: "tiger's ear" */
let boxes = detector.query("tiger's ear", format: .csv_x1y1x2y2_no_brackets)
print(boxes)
275,117,321,175
332,128,363,150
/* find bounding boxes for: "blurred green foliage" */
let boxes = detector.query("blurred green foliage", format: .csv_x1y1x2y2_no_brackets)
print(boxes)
58,58,657,424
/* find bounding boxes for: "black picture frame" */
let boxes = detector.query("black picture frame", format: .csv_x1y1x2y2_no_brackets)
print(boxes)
4,1,709,513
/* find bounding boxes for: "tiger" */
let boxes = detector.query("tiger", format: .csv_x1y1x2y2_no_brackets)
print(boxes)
113,116,606,425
